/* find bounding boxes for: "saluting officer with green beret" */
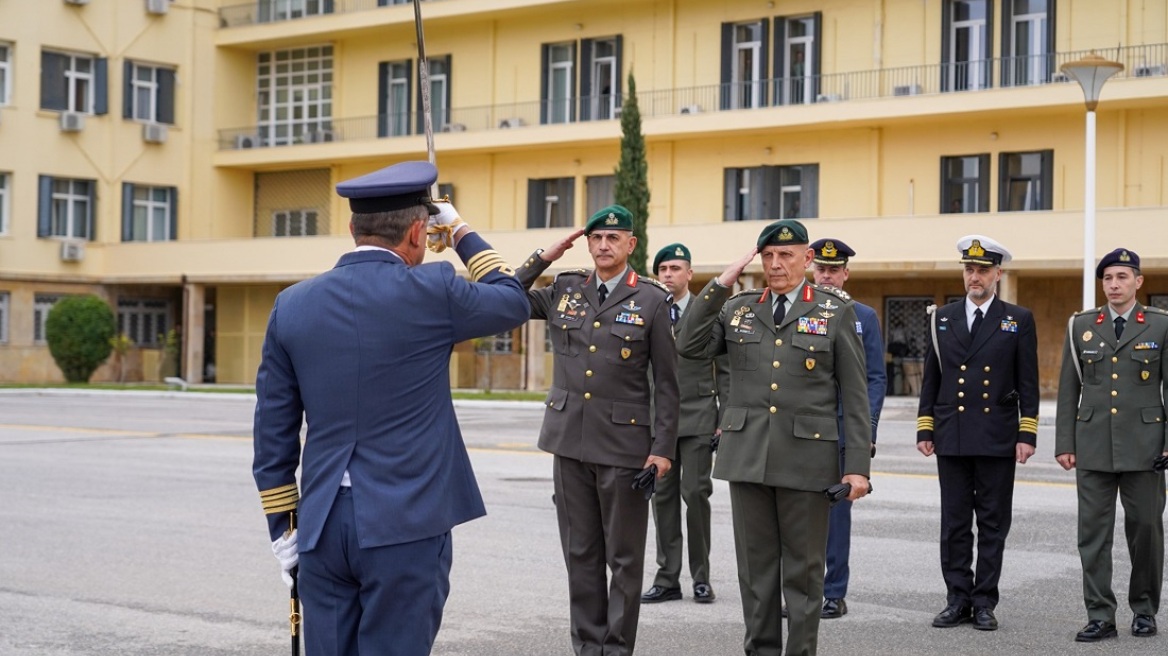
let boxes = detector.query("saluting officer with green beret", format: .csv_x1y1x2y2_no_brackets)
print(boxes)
1055,248,1168,643
676,219,871,656
513,204,680,656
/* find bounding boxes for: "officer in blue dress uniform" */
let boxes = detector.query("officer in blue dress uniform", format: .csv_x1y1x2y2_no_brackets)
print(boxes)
916,235,1040,633
807,238,887,619
252,161,530,656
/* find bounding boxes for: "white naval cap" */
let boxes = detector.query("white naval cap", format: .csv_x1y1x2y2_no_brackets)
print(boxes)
956,234,1011,266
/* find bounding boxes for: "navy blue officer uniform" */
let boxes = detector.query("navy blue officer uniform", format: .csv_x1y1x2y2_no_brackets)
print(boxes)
252,161,530,655
514,205,680,656
807,239,887,616
916,235,1039,630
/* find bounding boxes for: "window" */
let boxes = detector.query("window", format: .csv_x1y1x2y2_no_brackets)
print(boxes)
122,184,177,242
0,292,8,345
775,14,822,105
41,51,108,114
37,176,95,240
0,42,11,106
940,155,990,213
527,178,575,229
0,172,9,236
257,46,333,146
585,175,615,218
124,62,176,124
885,297,934,360
721,20,768,110
33,295,62,345
723,165,818,221
942,0,992,92
437,183,455,205
581,37,622,121
378,60,411,137
259,0,333,22
117,298,170,348
419,56,451,133
1002,0,1054,87
273,210,319,236
542,43,576,124
999,150,1053,211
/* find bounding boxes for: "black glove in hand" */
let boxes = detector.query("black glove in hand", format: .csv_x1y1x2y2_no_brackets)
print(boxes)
632,464,658,500
1154,454,1168,472
823,481,873,507
710,434,721,453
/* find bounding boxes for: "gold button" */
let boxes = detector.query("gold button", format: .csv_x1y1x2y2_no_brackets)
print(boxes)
631,418,636,424
561,324,567,330
769,406,777,414
810,346,816,352
773,361,780,368
1112,356,1118,363
1111,390,1118,397
775,339,782,346
983,380,990,386
739,338,744,343
704,295,710,300
960,365,967,371
548,401,554,407
771,383,778,390
1112,373,1119,380
958,378,965,384
984,366,991,372
984,408,990,414
584,392,592,400
1111,407,1117,414
982,393,989,399
625,335,632,341
585,370,593,377
958,406,965,412
958,392,965,398
593,321,601,328
814,433,821,439
589,345,597,352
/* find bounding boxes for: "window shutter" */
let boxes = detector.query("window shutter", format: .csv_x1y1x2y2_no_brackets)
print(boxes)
377,62,389,137
719,23,733,110
158,68,176,124
124,61,134,119
323,0,334,13
802,165,819,218
559,178,576,227
613,35,624,107
759,19,770,108
443,54,452,125
94,58,109,115
37,175,53,238
1040,150,1054,210
540,44,550,124
527,180,543,229
122,183,134,242
812,12,823,99
579,39,594,121
567,42,577,123
41,52,67,111
85,180,96,241
723,168,739,221
977,154,990,212
753,166,777,220
773,18,787,105
1045,2,1057,81
168,187,178,240
941,1,952,90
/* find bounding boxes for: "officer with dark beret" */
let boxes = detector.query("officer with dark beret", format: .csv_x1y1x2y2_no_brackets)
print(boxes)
642,242,728,606
806,238,887,620
253,161,530,655
916,234,1039,632
1056,247,1168,642
676,219,871,656
513,204,680,656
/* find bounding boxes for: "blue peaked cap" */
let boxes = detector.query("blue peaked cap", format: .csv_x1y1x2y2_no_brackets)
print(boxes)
336,161,440,214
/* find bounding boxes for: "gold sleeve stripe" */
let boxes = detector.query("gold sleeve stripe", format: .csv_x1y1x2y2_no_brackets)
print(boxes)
260,483,299,514
917,417,934,431
1019,417,1039,434
467,250,501,274
471,257,506,279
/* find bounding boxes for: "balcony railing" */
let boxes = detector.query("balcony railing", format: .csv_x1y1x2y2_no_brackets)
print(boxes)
218,0,441,28
218,42,1168,150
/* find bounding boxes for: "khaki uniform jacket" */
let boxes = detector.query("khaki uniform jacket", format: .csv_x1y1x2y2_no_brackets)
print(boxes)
1055,303,1168,471
517,254,680,469
676,280,871,490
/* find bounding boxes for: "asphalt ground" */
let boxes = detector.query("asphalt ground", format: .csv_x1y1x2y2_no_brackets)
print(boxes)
0,390,1164,655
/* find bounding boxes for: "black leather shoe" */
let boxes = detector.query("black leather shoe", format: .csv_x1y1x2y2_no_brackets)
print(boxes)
932,604,972,628
972,607,998,631
781,605,788,618
821,598,847,619
641,585,682,603
693,582,715,604
1132,614,1158,637
1075,619,1118,642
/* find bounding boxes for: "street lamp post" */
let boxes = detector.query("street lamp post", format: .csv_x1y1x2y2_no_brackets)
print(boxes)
1060,53,1124,310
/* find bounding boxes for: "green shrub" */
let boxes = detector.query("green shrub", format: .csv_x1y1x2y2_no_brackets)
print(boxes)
45,295,116,383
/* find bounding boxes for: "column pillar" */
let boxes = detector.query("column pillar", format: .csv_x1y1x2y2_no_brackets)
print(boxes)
183,281,205,384
998,271,1017,305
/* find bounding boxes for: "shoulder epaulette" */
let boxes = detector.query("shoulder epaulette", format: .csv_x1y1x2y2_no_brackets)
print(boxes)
1072,307,1100,318
638,277,671,296
1144,306,1168,315
729,288,765,301
553,268,588,283
811,283,853,303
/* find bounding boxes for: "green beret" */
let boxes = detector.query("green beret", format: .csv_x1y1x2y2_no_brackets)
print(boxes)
756,219,809,249
653,243,691,273
584,204,634,234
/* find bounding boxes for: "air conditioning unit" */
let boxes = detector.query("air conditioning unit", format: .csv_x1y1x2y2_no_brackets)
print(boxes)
815,93,843,103
304,129,336,143
143,122,168,144
145,0,169,14
234,134,259,149
679,104,702,114
1051,72,1070,83
60,240,85,262
893,84,922,96
497,117,525,129
64,0,91,5
60,112,85,132
1135,64,1166,77
440,123,467,132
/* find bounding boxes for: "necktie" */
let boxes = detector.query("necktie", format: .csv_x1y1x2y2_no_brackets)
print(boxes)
671,303,681,325
598,284,608,305
970,308,984,336
1115,316,1126,340
773,295,787,325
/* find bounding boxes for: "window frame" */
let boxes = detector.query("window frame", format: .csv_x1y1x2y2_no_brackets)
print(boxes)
0,291,9,345
526,178,576,229
774,13,822,106
720,20,769,110
378,59,412,137
998,149,1053,212
940,154,991,213
0,171,9,236
256,46,334,147
122,183,177,242
40,50,107,114
37,176,95,240
124,61,176,124
580,36,623,121
416,55,452,133
941,0,994,92
1001,0,1055,87
0,42,12,106
33,294,63,345
117,298,171,348
541,42,577,125
272,209,320,237
723,164,819,222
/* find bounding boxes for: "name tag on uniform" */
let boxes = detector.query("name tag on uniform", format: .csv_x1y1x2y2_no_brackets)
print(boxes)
1000,320,1018,333
1134,341,1160,350
615,312,644,326
797,317,828,335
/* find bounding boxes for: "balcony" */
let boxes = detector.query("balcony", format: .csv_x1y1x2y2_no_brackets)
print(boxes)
217,42,1168,151
218,0,441,29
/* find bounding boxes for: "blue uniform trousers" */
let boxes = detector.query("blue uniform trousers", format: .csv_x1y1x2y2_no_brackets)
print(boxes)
823,446,852,600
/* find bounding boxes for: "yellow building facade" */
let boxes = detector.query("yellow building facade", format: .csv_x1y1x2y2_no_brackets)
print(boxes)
2,0,1167,395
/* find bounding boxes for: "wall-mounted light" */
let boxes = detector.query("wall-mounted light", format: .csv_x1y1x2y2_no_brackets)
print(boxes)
764,147,773,156
574,23,583,31
989,131,999,140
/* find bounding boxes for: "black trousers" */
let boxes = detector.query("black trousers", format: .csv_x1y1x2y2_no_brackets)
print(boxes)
936,455,1016,610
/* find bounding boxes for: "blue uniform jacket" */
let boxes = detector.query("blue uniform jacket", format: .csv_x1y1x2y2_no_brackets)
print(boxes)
851,302,887,443
252,232,530,548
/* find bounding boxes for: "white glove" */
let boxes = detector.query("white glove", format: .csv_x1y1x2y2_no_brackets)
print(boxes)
272,529,298,589
426,201,468,253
